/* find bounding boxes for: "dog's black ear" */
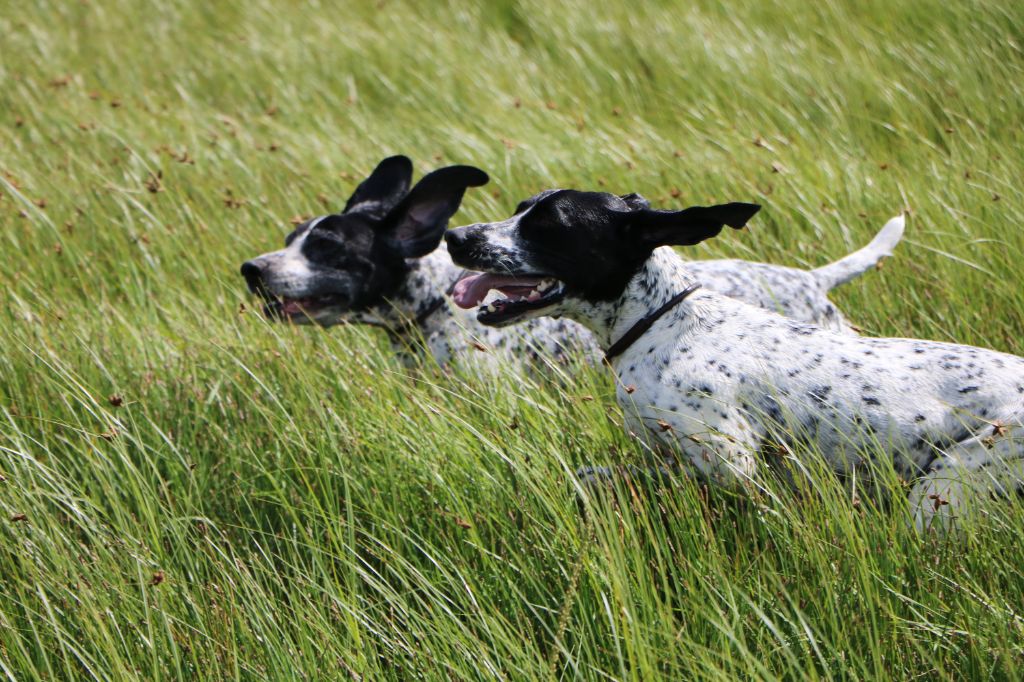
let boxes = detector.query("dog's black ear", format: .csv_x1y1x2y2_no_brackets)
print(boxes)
343,155,414,216
381,165,489,258
618,193,651,210
624,202,760,248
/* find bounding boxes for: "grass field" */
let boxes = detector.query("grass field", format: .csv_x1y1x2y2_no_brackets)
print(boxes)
2,0,1024,678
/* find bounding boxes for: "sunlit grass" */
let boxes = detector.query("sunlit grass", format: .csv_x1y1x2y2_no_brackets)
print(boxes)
2,0,1024,678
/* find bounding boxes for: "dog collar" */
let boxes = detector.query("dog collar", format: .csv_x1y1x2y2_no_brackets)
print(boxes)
604,283,702,363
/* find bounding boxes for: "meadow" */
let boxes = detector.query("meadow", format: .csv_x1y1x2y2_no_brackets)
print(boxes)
2,0,1024,678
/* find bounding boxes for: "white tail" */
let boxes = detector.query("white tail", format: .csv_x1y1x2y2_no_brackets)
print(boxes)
812,215,905,290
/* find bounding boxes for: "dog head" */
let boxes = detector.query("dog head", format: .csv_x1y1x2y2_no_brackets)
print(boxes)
241,156,488,325
446,189,759,326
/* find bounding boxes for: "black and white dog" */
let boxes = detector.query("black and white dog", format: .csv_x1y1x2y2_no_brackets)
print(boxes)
241,156,901,368
241,156,591,366
446,190,1024,530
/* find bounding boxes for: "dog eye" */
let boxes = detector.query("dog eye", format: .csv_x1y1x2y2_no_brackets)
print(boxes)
305,230,341,247
302,231,347,262
519,215,555,239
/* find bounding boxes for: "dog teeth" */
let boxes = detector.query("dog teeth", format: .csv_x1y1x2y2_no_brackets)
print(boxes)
537,279,553,292
486,304,497,313
527,290,541,301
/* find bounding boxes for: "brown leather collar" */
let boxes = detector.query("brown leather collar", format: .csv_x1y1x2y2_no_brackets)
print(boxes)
603,283,702,363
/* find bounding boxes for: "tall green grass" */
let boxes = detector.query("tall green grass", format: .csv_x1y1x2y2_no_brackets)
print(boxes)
2,0,1023,678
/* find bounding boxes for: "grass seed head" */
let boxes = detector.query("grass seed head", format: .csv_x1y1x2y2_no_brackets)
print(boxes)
145,171,163,193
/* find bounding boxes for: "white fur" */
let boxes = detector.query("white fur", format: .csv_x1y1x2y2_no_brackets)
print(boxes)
565,247,1024,532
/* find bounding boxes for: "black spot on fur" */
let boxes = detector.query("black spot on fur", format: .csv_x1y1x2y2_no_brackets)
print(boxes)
809,386,832,406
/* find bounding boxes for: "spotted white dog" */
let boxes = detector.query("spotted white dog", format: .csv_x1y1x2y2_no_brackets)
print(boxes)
241,156,901,369
446,190,1024,530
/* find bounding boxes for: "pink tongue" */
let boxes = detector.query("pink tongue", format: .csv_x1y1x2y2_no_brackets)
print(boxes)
281,299,306,315
451,273,541,309
281,298,318,315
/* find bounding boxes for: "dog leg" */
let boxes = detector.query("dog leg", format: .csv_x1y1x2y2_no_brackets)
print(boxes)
664,411,763,493
575,461,678,490
909,427,1024,533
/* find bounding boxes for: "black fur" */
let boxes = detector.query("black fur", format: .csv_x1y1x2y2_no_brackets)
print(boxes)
241,156,488,319
447,189,759,302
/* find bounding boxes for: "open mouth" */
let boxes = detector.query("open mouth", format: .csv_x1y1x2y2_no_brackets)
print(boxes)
452,273,565,324
261,294,345,320
242,266,347,322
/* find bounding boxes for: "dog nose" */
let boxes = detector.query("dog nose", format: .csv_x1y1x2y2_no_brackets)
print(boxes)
240,260,266,293
445,226,471,252
240,260,262,279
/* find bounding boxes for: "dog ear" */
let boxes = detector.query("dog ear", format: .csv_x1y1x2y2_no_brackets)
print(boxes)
343,155,414,216
624,202,760,248
381,165,489,258
618,193,651,210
